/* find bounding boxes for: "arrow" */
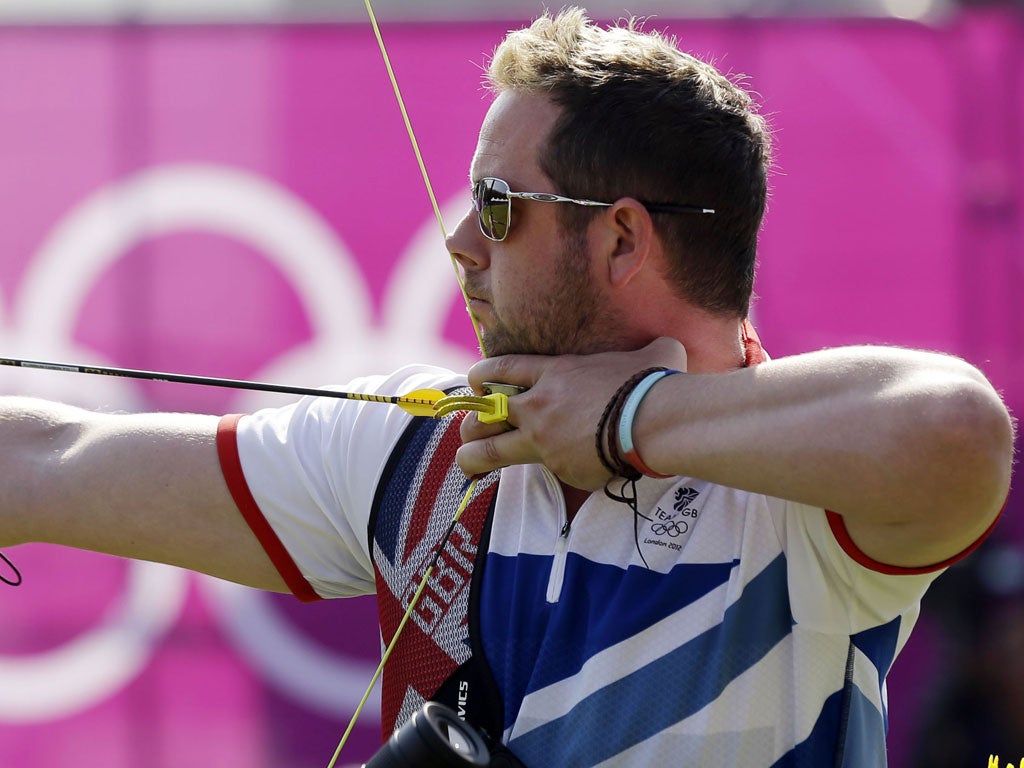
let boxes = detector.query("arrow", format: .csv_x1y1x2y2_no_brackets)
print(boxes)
0,356,446,418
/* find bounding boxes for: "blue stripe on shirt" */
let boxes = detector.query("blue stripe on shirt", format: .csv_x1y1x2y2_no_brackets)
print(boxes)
507,554,792,766
480,551,740,729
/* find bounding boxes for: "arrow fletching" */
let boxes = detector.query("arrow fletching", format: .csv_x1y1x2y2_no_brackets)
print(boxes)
397,389,446,417
341,388,445,417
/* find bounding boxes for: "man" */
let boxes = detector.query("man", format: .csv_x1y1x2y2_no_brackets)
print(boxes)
0,8,1014,766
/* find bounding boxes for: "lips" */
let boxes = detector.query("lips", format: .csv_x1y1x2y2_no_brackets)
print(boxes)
463,282,491,306
463,289,492,326
467,296,492,322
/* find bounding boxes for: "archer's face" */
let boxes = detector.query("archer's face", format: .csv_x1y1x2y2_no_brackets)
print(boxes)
445,91,621,358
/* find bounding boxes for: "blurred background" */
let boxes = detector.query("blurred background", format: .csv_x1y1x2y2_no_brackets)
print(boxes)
0,0,1020,766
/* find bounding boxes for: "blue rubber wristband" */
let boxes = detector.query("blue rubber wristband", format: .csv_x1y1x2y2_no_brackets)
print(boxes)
617,369,678,478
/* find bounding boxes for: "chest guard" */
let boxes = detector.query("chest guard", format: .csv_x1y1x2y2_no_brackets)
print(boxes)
368,397,504,743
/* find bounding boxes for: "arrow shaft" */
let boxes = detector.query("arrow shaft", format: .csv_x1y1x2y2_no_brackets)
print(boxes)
0,356,432,408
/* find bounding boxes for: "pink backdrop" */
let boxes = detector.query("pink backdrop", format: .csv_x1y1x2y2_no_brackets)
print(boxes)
0,9,1021,766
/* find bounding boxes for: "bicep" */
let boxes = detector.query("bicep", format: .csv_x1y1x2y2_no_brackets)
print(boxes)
19,407,288,593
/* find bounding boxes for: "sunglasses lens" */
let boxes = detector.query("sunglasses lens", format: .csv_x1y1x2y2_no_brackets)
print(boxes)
475,178,510,241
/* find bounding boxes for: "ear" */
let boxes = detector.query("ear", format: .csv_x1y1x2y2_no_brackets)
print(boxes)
597,198,656,289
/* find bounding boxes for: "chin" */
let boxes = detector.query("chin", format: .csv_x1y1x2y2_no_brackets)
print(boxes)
482,336,581,358
479,334,537,358
479,316,615,358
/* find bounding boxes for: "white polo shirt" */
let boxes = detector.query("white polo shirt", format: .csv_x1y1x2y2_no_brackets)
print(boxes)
218,364,961,767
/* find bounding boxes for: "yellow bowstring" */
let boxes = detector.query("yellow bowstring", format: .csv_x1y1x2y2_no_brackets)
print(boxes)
362,0,486,358
326,4,491,765
326,480,478,768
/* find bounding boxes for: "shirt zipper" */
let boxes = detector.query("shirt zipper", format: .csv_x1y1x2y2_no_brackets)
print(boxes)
545,519,572,604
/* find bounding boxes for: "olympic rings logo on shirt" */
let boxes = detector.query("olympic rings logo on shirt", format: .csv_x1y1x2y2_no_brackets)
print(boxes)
650,520,689,538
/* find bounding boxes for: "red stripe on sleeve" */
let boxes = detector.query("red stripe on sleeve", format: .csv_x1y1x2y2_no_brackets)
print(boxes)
825,508,1003,576
217,414,321,602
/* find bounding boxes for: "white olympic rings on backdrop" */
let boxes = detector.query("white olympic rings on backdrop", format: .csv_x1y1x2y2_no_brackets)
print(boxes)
0,562,187,722
0,164,475,722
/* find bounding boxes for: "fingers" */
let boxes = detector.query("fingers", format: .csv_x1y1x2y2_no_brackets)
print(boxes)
457,403,523,477
467,354,547,394
459,410,512,444
457,338,690,484
456,425,530,477
643,336,688,369
467,337,688,393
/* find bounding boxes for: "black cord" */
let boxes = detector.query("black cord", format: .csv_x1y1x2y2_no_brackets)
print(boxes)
596,369,668,571
0,550,22,587
603,476,650,570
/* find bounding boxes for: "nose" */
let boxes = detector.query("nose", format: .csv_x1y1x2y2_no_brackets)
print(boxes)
446,207,490,274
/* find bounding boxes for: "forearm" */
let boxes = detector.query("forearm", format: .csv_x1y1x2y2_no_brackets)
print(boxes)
0,397,196,552
0,397,90,547
460,341,1014,567
632,347,1014,562
0,397,288,591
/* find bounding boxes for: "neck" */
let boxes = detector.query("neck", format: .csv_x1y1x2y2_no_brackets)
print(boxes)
561,482,591,525
628,308,749,374
612,269,749,373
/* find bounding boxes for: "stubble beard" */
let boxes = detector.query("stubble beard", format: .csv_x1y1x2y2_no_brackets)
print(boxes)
475,230,624,358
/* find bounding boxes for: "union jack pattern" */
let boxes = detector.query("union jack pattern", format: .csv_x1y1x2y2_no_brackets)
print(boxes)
370,397,500,738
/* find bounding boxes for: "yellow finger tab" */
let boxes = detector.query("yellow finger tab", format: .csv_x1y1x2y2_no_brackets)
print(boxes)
433,392,510,424
477,392,509,424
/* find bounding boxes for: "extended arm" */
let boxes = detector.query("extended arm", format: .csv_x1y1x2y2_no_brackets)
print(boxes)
0,397,288,592
457,338,1015,568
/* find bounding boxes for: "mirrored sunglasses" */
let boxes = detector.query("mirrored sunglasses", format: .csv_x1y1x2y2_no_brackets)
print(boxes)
472,177,715,242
